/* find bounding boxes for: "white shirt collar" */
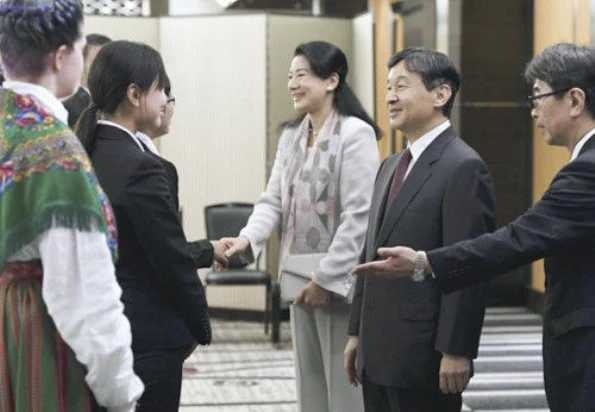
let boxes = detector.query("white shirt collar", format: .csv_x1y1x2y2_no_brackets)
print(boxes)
407,120,451,161
136,132,160,155
97,119,145,152
570,128,595,161
3,80,69,124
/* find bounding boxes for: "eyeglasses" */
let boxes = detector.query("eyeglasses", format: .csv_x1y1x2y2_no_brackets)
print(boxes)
167,97,176,105
525,88,570,109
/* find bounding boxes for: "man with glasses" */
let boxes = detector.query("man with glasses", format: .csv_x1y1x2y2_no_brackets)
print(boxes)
344,47,495,412
352,43,595,412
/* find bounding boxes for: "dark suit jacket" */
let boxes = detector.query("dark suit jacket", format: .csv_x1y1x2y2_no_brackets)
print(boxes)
428,136,595,411
63,86,91,128
144,148,214,269
349,127,495,388
90,124,211,353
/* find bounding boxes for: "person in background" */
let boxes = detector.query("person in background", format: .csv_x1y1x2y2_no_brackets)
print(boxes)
136,78,215,269
223,40,381,412
0,1,143,411
63,33,111,127
353,43,595,412
76,40,227,412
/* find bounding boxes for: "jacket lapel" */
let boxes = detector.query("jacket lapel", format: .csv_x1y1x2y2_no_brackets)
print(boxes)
578,134,595,156
370,155,399,241
375,127,456,246
95,124,142,149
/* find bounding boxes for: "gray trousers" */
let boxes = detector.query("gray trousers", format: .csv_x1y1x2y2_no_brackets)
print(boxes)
290,301,364,412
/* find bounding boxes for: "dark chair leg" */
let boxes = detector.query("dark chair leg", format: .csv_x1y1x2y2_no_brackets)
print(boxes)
271,281,281,344
264,281,270,334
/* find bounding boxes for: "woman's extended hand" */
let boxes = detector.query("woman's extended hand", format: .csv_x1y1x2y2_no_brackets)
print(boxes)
221,236,250,258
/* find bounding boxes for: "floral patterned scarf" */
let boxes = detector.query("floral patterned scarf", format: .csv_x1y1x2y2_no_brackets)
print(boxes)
280,110,341,261
0,89,117,269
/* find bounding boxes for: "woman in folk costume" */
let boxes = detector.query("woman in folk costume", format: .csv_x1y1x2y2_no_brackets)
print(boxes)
0,1,143,412
223,41,381,412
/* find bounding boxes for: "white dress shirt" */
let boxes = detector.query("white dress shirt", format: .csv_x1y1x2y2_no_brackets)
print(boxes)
97,119,147,151
404,120,451,179
5,82,144,412
136,131,160,155
571,128,595,161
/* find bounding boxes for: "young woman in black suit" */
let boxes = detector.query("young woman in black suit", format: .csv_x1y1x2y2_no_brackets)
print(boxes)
76,41,226,412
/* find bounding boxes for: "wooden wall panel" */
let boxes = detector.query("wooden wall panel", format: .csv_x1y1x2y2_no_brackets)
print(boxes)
370,0,394,158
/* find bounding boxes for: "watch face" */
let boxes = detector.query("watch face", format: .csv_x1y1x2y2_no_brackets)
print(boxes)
411,270,425,282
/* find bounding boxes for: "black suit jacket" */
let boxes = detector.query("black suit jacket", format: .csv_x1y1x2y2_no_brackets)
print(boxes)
144,148,214,269
349,127,495,388
428,136,595,410
63,86,91,128
90,124,211,353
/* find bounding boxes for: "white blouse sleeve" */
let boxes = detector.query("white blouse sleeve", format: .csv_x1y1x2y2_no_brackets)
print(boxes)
239,131,288,259
38,228,144,412
314,121,380,298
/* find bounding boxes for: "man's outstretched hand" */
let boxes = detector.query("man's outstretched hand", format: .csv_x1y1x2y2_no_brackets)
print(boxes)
352,246,419,279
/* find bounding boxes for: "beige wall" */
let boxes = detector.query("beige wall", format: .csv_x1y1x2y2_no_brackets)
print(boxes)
158,15,268,242
352,12,375,117
531,0,591,292
159,14,268,310
84,15,159,47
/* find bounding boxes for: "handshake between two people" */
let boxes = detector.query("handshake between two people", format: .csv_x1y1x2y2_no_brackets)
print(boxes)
209,236,252,270
211,236,333,307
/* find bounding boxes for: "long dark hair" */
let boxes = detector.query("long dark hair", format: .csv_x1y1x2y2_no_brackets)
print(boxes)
0,0,83,78
75,40,167,154
285,41,381,139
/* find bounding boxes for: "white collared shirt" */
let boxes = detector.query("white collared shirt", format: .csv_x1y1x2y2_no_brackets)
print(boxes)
404,120,451,178
570,128,595,161
97,119,146,152
136,131,160,155
4,80,69,124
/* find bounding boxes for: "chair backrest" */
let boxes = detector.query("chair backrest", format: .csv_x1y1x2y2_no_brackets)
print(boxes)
205,202,254,239
205,203,255,269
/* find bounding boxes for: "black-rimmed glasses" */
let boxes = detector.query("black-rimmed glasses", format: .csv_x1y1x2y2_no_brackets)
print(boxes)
525,88,570,109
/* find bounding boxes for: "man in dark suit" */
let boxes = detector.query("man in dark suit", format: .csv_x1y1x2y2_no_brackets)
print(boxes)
63,33,111,127
352,43,595,412
344,48,495,412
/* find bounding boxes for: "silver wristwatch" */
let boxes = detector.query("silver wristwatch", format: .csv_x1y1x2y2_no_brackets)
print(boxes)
411,251,427,282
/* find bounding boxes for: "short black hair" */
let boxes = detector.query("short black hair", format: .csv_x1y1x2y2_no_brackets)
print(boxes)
525,43,595,117
388,47,461,118
0,0,83,78
83,33,111,60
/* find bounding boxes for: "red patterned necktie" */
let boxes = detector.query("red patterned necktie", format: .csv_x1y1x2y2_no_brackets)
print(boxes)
386,148,412,207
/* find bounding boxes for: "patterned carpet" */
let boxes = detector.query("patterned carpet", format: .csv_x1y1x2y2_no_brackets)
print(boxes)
180,307,548,411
